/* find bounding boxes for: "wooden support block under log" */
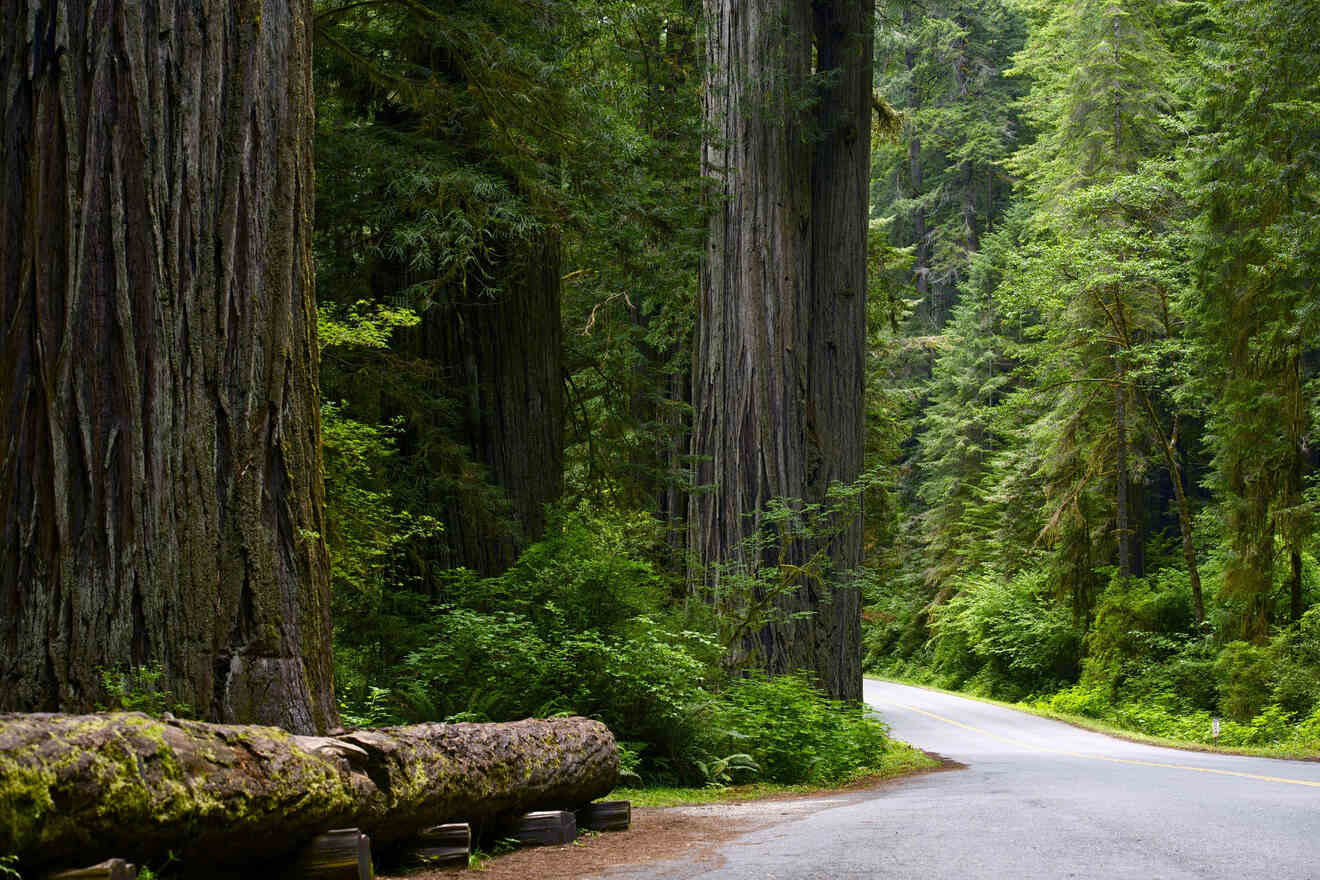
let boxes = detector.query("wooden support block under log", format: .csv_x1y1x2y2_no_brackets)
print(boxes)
45,860,137,880
397,823,471,868
576,800,631,831
282,828,373,880
512,810,577,846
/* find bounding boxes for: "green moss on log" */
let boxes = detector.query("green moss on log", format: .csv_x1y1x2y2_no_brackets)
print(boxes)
1,713,617,874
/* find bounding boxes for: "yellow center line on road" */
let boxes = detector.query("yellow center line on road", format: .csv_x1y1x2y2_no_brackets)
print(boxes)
885,700,1320,789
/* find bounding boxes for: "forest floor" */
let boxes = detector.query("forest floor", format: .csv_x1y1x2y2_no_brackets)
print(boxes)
379,750,956,880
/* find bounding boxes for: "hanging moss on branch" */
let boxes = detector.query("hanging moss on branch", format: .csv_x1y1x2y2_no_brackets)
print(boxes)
0,712,617,876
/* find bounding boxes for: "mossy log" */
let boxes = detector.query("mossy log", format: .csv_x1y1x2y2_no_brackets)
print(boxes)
0,712,617,876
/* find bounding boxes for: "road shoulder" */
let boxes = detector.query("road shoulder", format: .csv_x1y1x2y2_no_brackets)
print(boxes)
379,749,961,880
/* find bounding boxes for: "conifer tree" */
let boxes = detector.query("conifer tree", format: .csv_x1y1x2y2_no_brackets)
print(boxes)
1189,0,1320,635
873,0,1025,329
914,247,1016,588
1002,0,1206,615
694,0,874,700
1,0,335,729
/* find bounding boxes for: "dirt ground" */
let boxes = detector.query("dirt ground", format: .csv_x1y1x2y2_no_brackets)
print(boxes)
379,757,959,880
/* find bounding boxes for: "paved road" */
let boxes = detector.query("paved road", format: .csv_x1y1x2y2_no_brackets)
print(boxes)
600,679,1320,879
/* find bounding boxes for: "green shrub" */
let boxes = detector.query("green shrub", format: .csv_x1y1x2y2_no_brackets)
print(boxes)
1292,705,1320,748
1150,646,1220,713
1214,641,1274,722
862,591,931,672
710,672,889,784
1245,704,1294,745
1045,685,1112,719
468,503,667,637
97,663,193,718
330,500,728,782
929,570,1082,697
1266,607,1320,717
558,621,723,780
1083,569,1197,686
397,607,565,721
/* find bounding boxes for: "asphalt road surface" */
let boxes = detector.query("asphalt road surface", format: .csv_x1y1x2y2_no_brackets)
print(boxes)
599,679,1320,879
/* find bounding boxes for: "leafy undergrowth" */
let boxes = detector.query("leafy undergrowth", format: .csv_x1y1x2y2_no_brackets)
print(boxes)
612,738,939,808
1024,686,1320,759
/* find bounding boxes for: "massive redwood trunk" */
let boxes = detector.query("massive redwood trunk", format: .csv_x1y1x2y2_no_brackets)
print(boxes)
406,231,564,577
0,0,336,731
693,0,872,700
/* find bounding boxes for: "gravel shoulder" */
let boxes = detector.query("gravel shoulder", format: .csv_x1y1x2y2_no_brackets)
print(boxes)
379,755,959,880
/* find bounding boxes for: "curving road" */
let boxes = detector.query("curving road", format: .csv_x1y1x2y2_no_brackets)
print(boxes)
599,679,1320,879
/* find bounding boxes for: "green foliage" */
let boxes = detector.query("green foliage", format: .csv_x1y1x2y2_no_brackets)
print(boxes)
296,0,1320,792
1082,569,1208,704
694,753,761,787
1266,606,1320,716
330,493,896,786
863,0,1320,748
1185,0,1320,638
482,503,667,634
709,673,890,785
97,663,193,718
0,854,20,880
318,301,420,351
321,401,442,619
928,570,1083,698
872,0,1026,326
709,475,880,662
1213,641,1273,722
332,500,715,780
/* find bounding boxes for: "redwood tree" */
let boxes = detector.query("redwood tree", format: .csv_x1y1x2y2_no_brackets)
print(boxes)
0,0,336,732
692,0,873,700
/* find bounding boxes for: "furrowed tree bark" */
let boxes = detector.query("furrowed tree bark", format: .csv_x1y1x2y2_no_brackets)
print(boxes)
0,713,617,876
804,0,871,700
0,0,335,730
403,230,564,577
693,0,871,700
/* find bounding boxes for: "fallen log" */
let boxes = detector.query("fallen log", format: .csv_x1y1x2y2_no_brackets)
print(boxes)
337,720,616,842
0,712,617,876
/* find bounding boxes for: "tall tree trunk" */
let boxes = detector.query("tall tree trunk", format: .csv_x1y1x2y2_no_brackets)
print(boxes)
804,0,871,701
1110,20,1133,587
1137,394,1206,622
902,9,930,317
0,0,335,732
1116,380,1133,583
951,20,979,260
693,0,871,700
410,232,564,576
